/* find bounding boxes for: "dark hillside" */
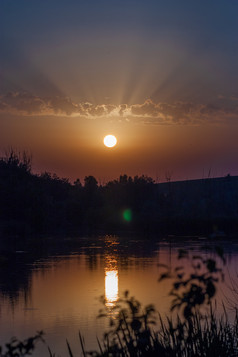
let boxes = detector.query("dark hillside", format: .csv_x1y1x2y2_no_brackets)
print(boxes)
156,176,238,234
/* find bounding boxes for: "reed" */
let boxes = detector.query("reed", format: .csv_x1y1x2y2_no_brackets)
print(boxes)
73,292,238,357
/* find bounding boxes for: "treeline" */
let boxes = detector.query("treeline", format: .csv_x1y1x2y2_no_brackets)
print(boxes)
0,150,238,238
0,151,157,237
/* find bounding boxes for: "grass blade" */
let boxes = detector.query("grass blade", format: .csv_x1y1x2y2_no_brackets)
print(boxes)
79,331,86,357
66,339,74,357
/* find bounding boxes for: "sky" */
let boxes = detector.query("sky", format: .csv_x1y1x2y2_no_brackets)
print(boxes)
0,0,238,182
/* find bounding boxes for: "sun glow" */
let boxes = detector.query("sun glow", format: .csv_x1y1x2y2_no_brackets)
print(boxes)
105,270,119,307
103,135,117,148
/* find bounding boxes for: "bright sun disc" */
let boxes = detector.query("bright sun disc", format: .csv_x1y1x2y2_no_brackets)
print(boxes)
104,135,117,148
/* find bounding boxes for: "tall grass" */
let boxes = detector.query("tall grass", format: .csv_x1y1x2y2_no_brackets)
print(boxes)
2,300,238,356
74,292,238,357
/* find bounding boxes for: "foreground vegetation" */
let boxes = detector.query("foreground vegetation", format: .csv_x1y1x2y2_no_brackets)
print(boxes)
79,296,238,357
2,300,238,356
1,247,238,356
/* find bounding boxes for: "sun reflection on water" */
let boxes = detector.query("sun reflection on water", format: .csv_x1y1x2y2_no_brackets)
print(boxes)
105,269,118,307
104,235,119,308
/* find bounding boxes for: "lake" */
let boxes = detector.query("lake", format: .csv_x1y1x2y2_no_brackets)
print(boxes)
0,234,238,356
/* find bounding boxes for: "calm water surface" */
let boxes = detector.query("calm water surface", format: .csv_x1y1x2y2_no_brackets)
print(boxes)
0,235,238,356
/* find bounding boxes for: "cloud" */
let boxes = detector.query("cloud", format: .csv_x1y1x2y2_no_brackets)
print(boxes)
0,92,80,116
129,100,238,125
1,92,46,115
0,92,237,125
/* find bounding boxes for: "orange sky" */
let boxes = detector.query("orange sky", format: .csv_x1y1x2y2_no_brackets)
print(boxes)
0,109,237,182
1,1,238,182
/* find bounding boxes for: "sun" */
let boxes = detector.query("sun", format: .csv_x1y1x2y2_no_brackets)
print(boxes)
104,135,117,148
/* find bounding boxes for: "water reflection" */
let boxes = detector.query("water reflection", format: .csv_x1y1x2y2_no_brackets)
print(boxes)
104,235,119,308
1,235,238,355
105,270,118,307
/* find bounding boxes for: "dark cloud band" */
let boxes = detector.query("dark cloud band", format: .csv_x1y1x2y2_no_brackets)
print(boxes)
0,92,237,125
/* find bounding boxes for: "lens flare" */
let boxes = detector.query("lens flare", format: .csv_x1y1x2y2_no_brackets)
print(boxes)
123,209,132,222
